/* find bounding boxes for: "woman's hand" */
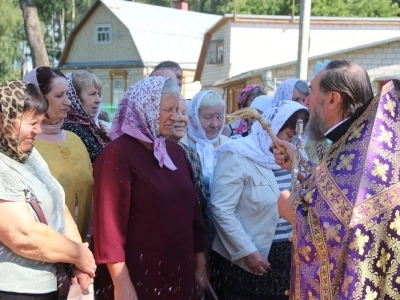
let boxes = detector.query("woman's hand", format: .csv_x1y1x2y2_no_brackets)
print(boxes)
194,264,208,299
194,252,208,299
74,242,96,278
278,186,300,224
271,139,295,170
71,267,93,291
244,250,270,274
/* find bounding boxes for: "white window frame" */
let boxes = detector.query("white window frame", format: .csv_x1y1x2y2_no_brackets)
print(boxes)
95,24,112,45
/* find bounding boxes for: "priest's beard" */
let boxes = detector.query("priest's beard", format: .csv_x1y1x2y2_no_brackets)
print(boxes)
306,100,327,142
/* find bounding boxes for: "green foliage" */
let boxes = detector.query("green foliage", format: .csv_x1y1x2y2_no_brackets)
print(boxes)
0,0,23,81
34,0,94,66
311,0,400,17
135,0,400,17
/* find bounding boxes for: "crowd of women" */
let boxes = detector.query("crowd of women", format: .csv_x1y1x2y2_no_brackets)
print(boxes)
0,59,366,300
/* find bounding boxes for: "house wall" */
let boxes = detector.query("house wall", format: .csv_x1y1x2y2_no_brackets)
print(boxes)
62,67,145,121
200,18,400,95
270,40,400,94
66,3,141,63
200,21,232,97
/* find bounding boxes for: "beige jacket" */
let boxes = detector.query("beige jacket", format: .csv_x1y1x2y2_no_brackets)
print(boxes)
211,151,280,273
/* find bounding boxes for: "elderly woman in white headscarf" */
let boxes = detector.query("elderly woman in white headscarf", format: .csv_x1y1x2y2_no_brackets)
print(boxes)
183,90,229,244
272,78,309,105
210,100,309,299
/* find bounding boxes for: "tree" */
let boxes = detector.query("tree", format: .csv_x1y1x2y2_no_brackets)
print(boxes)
0,0,23,82
311,0,400,17
19,0,49,67
34,0,93,66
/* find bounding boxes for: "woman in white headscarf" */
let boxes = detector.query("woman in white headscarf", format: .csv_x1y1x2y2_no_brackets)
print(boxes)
211,100,309,299
272,78,331,163
183,90,229,244
272,78,309,105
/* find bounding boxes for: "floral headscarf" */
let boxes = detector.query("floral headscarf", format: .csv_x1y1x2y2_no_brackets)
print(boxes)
64,73,110,148
215,100,307,169
236,84,265,134
110,76,177,171
272,78,302,104
0,80,31,163
187,90,226,181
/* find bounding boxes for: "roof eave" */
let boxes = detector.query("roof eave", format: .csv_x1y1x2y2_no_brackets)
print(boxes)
214,36,400,87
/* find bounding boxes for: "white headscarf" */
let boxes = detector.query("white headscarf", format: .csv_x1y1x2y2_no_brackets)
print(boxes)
272,78,302,104
215,100,306,169
23,68,39,87
187,90,226,181
250,95,273,113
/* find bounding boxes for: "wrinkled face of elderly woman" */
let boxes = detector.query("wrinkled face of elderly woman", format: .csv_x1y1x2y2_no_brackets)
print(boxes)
199,104,224,140
159,92,180,137
170,96,188,141
12,110,44,153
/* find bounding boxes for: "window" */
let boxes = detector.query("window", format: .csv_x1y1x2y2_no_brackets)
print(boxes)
95,24,112,45
112,79,125,105
109,70,127,106
207,40,224,64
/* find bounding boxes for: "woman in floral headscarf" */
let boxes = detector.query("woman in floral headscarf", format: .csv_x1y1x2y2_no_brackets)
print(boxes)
93,76,208,300
63,71,110,164
211,100,309,299
271,78,309,105
223,84,266,138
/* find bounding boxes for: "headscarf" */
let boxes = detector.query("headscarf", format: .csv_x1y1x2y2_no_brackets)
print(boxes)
23,68,66,142
64,73,110,148
0,80,32,163
110,76,177,171
23,67,39,87
236,84,264,134
250,95,273,113
238,84,260,108
215,100,306,170
272,78,302,104
187,90,226,181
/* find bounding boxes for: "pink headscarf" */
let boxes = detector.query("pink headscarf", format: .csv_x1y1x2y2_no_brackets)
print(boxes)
236,84,264,134
238,84,259,108
110,76,177,171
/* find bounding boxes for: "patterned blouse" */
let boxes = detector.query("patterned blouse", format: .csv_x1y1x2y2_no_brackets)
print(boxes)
63,123,104,164
179,142,208,226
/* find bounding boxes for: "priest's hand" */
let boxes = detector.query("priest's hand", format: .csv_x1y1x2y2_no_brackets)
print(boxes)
244,250,270,274
278,186,300,225
271,139,295,171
